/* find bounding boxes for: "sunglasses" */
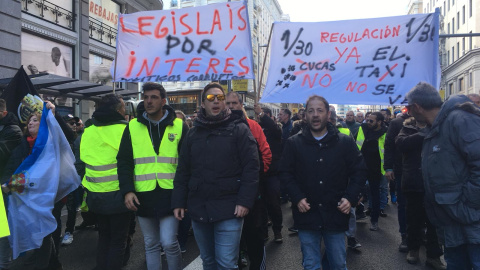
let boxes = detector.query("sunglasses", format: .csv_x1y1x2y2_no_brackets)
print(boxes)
205,94,225,102
367,119,375,123
68,122,81,126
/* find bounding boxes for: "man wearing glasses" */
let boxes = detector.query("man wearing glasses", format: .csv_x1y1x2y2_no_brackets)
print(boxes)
356,112,388,232
118,82,188,270
173,82,259,270
406,82,480,269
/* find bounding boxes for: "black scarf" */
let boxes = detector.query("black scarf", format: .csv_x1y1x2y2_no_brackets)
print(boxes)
195,108,232,128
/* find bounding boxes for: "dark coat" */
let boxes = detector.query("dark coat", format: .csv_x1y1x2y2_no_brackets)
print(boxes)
0,112,22,178
395,117,424,193
171,110,260,223
383,115,408,175
258,114,282,175
76,107,130,215
421,95,480,247
279,123,367,232
117,102,189,218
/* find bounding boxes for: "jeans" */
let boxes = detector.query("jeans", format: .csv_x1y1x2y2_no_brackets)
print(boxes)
96,212,131,270
345,207,356,238
368,176,388,210
138,215,182,270
444,244,480,270
395,174,406,235
298,230,347,270
192,218,244,270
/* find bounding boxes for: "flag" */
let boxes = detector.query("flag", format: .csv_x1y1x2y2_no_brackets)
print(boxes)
0,66,43,125
7,104,81,259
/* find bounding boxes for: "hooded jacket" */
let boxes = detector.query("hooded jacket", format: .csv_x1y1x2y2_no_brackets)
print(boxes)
76,106,130,215
0,112,22,178
117,102,189,218
421,95,480,247
171,109,259,223
279,123,367,231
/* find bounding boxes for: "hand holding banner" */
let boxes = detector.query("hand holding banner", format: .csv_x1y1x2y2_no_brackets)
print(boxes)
112,1,254,83
260,11,440,105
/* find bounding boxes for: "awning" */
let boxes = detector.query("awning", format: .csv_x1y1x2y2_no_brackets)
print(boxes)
0,73,133,101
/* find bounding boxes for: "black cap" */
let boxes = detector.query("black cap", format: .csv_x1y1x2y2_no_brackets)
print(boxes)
63,114,79,122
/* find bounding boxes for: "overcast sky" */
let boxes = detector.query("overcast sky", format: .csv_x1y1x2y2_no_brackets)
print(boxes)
276,0,412,22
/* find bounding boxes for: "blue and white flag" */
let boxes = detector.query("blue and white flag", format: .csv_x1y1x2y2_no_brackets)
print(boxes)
7,105,80,259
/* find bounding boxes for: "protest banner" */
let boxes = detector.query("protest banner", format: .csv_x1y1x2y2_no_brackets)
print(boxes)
112,1,254,83
260,11,440,105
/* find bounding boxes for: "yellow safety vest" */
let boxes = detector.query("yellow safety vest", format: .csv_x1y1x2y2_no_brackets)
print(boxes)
81,124,126,192
338,127,351,136
356,127,386,175
129,118,182,191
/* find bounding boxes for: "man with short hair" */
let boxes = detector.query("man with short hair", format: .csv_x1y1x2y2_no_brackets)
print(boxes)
356,112,365,124
357,112,388,231
280,95,366,270
0,98,22,269
118,82,188,270
79,94,131,269
226,92,271,269
381,109,392,127
173,83,259,270
278,108,292,143
345,111,361,138
406,82,480,269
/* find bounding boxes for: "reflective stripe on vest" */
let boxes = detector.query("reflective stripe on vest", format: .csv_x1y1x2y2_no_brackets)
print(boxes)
338,127,351,136
81,123,126,193
129,118,183,191
356,126,386,175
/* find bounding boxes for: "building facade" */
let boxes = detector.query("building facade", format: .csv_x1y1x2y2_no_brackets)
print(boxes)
0,0,163,119
422,0,480,97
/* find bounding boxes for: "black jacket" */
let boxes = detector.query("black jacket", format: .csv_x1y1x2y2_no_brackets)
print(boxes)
258,114,282,175
360,123,388,180
0,112,22,178
171,110,260,223
383,115,408,175
279,123,367,231
76,107,130,215
117,102,189,218
395,117,425,193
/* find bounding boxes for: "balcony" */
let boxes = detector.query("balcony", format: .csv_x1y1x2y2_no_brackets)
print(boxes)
22,0,76,31
89,17,117,47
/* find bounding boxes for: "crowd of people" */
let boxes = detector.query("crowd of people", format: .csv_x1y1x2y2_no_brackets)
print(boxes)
0,82,479,270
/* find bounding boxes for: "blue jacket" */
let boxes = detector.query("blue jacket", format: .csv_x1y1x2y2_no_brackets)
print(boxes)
421,95,480,247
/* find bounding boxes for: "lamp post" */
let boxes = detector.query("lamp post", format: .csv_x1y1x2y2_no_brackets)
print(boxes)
256,43,268,103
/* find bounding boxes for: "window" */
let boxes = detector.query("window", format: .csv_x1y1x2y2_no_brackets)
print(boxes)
463,5,465,24
452,46,455,63
462,37,465,55
452,18,455,34
469,71,473,87
448,0,450,10
457,42,460,58
440,7,442,15
457,12,460,29
452,0,454,5
459,78,464,92
470,0,473,17
427,3,429,11
448,23,450,34
444,1,446,15
449,83,454,95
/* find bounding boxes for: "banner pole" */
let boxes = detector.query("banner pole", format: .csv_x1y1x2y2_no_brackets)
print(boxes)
258,23,274,103
113,49,118,94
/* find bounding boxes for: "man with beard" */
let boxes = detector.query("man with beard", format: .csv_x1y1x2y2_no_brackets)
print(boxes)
280,95,366,270
172,83,259,270
356,112,388,231
118,82,188,270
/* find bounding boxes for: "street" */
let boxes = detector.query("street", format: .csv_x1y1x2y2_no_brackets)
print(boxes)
56,202,441,270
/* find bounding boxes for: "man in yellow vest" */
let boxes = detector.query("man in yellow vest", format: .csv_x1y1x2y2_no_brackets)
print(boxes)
356,112,388,231
79,94,130,270
117,82,188,270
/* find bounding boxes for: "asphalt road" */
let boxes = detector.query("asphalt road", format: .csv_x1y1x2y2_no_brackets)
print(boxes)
54,202,443,270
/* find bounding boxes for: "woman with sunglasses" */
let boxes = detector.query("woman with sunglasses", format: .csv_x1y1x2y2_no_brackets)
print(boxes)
173,82,260,270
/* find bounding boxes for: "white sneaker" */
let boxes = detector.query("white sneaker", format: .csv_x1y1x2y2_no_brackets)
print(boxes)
62,232,73,245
